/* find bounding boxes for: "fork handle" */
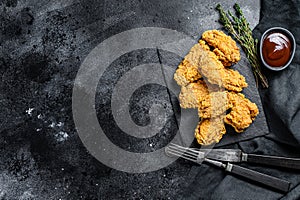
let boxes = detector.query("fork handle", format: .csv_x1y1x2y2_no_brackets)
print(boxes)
226,163,290,193
245,153,300,170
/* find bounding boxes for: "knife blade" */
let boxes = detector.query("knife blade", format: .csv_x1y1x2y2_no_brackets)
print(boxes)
196,149,243,162
196,148,300,169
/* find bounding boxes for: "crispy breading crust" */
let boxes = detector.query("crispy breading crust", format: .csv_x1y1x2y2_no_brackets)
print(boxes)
221,68,248,92
195,117,226,145
225,92,259,133
197,46,247,92
174,60,201,86
175,43,247,92
198,91,230,118
179,80,209,109
198,39,211,51
173,44,203,86
202,30,240,67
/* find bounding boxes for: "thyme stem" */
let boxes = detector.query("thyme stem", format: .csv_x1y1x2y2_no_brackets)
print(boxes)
216,4,268,88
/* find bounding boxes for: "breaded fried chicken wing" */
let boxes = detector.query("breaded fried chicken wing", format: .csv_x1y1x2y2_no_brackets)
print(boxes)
202,30,240,66
225,92,259,133
195,117,226,145
174,44,203,86
179,80,209,109
174,60,201,87
197,47,247,92
198,91,230,118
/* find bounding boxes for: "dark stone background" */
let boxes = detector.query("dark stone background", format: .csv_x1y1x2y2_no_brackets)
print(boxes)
1,0,300,199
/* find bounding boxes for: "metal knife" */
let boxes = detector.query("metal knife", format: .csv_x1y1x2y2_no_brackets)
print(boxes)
196,149,300,170
166,144,291,193
204,158,290,193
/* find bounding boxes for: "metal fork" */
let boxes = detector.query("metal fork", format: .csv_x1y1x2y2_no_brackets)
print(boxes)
165,143,291,193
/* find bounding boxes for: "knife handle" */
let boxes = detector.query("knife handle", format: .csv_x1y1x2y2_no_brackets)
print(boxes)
246,154,300,170
226,163,290,193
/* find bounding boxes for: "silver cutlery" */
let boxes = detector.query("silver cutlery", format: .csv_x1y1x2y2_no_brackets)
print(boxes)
191,148,300,170
165,143,291,193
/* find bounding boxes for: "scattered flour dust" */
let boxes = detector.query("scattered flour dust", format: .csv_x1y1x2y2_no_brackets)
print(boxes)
25,108,34,116
49,122,56,128
55,131,69,142
26,108,69,142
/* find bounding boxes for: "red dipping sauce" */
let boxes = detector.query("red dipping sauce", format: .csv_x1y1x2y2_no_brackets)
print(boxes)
262,32,292,67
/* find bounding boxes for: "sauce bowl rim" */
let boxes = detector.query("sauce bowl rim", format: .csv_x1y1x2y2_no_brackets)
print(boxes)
259,27,296,71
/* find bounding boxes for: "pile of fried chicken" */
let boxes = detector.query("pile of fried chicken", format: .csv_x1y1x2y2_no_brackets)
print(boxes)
174,30,259,145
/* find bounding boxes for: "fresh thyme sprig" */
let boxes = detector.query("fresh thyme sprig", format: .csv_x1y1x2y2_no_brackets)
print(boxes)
216,3,269,88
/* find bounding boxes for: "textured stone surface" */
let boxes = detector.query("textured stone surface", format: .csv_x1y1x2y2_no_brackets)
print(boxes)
0,0,262,199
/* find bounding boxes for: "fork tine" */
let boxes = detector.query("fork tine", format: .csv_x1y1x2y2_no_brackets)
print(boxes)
167,144,199,159
165,147,198,163
169,143,202,155
166,146,197,159
168,143,202,158
165,143,206,164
